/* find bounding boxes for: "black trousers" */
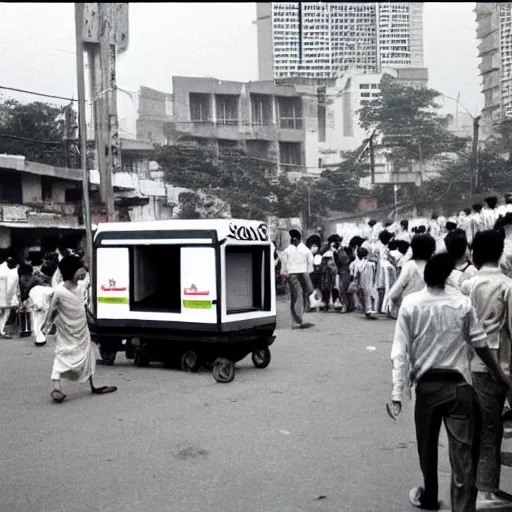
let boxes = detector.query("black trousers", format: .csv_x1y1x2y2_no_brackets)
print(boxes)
414,374,480,512
472,372,507,492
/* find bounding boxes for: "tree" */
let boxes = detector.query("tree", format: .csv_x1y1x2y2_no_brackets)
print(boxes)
358,75,469,169
0,98,68,166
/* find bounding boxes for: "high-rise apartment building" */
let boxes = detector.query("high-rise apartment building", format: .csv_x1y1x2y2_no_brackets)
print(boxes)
257,2,424,81
476,2,512,130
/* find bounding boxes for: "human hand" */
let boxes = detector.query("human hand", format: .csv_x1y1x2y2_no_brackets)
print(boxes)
386,401,402,421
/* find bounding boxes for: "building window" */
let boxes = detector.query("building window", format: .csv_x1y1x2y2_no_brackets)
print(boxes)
215,94,239,125
189,93,211,122
371,84,378,89
41,176,53,201
361,92,370,98
0,170,22,203
277,97,303,129
359,84,370,89
279,141,302,167
251,94,272,125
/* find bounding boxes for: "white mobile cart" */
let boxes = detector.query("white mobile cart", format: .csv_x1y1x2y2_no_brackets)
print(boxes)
91,219,277,383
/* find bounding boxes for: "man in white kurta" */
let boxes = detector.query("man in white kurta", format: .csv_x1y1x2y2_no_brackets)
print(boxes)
0,258,18,339
41,254,117,403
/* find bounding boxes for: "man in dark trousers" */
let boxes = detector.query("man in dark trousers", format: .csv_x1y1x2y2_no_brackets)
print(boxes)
390,253,512,511
280,229,315,329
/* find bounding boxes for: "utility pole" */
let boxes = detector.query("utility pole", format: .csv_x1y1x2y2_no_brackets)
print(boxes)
470,115,481,201
369,131,376,185
85,3,126,223
75,3,94,285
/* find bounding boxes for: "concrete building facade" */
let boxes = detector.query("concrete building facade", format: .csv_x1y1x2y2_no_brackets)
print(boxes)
161,70,429,186
257,2,424,81
136,86,173,144
476,2,512,132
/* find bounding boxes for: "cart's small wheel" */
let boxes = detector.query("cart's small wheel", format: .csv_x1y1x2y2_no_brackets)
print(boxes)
181,351,201,373
212,360,235,383
252,348,271,369
134,348,150,368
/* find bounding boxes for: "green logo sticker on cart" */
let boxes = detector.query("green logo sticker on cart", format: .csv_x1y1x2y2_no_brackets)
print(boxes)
183,300,212,309
98,296,128,305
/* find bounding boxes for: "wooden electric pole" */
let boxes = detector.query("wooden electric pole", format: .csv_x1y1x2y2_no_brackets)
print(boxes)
84,3,127,223
75,3,94,282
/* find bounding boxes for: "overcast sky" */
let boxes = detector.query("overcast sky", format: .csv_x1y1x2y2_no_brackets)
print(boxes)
0,2,481,136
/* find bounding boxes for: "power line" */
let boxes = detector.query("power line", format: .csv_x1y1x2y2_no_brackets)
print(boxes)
0,85,77,103
0,133,72,145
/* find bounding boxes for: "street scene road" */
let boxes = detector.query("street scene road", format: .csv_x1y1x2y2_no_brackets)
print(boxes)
1,298,511,512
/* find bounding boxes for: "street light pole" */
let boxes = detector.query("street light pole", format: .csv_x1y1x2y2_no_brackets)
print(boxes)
470,116,481,201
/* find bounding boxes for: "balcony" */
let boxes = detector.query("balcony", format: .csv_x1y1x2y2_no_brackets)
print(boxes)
0,202,80,228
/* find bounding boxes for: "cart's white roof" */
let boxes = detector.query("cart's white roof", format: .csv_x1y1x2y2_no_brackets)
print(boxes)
95,218,270,242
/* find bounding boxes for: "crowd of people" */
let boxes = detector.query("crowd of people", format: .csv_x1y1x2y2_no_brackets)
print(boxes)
278,194,512,329
279,193,512,511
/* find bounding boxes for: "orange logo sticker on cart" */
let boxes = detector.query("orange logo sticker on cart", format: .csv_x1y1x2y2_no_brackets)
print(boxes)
184,284,209,296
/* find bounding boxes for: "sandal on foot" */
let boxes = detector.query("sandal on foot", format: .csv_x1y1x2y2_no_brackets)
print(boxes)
92,386,118,395
51,389,66,403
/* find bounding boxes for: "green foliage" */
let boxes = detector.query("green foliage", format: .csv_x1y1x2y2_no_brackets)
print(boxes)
0,99,68,166
358,75,469,167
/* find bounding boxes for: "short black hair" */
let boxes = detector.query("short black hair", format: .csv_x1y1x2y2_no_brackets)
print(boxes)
349,236,365,249
472,230,504,268
378,230,393,245
388,240,398,251
397,240,410,255
444,230,468,261
446,221,457,232
368,219,377,227
485,196,498,209
400,220,409,229
357,247,369,259
411,234,436,261
472,203,483,213
417,225,427,234
431,213,439,220
385,220,393,227
463,207,472,216
424,253,455,288
506,194,512,205
289,229,301,240
58,254,83,282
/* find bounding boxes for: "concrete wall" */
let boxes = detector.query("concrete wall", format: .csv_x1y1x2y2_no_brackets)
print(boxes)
21,174,41,203
257,3,274,81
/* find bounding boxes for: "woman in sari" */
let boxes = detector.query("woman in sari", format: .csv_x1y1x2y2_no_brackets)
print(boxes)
374,230,397,314
40,254,117,403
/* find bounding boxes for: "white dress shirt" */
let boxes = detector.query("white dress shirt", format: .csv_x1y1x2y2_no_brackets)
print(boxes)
391,287,487,402
280,243,313,275
388,260,427,306
461,265,512,374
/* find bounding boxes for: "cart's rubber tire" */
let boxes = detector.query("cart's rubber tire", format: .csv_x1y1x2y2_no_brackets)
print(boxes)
181,351,201,373
252,348,271,369
212,360,235,383
134,349,150,368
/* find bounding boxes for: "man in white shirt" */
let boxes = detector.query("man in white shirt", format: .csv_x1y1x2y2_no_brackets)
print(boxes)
459,208,472,243
0,257,19,339
481,196,499,231
428,214,441,239
390,253,511,512
462,230,512,506
497,193,512,218
280,229,315,329
467,204,484,246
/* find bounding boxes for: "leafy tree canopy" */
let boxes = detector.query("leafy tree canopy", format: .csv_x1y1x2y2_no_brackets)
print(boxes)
358,75,469,167
0,98,68,166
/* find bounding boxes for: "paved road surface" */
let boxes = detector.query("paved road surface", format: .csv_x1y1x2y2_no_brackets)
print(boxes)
1,300,511,512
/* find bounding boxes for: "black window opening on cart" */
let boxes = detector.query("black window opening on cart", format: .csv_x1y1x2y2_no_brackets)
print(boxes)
129,245,181,313
225,245,271,315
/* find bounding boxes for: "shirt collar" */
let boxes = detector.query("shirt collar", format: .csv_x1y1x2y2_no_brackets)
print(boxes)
478,264,502,274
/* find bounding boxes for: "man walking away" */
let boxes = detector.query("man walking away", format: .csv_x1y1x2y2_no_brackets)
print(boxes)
445,229,477,291
390,253,512,512
482,196,499,231
280,229,315,329
462,230,512,507
0,257,19,339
